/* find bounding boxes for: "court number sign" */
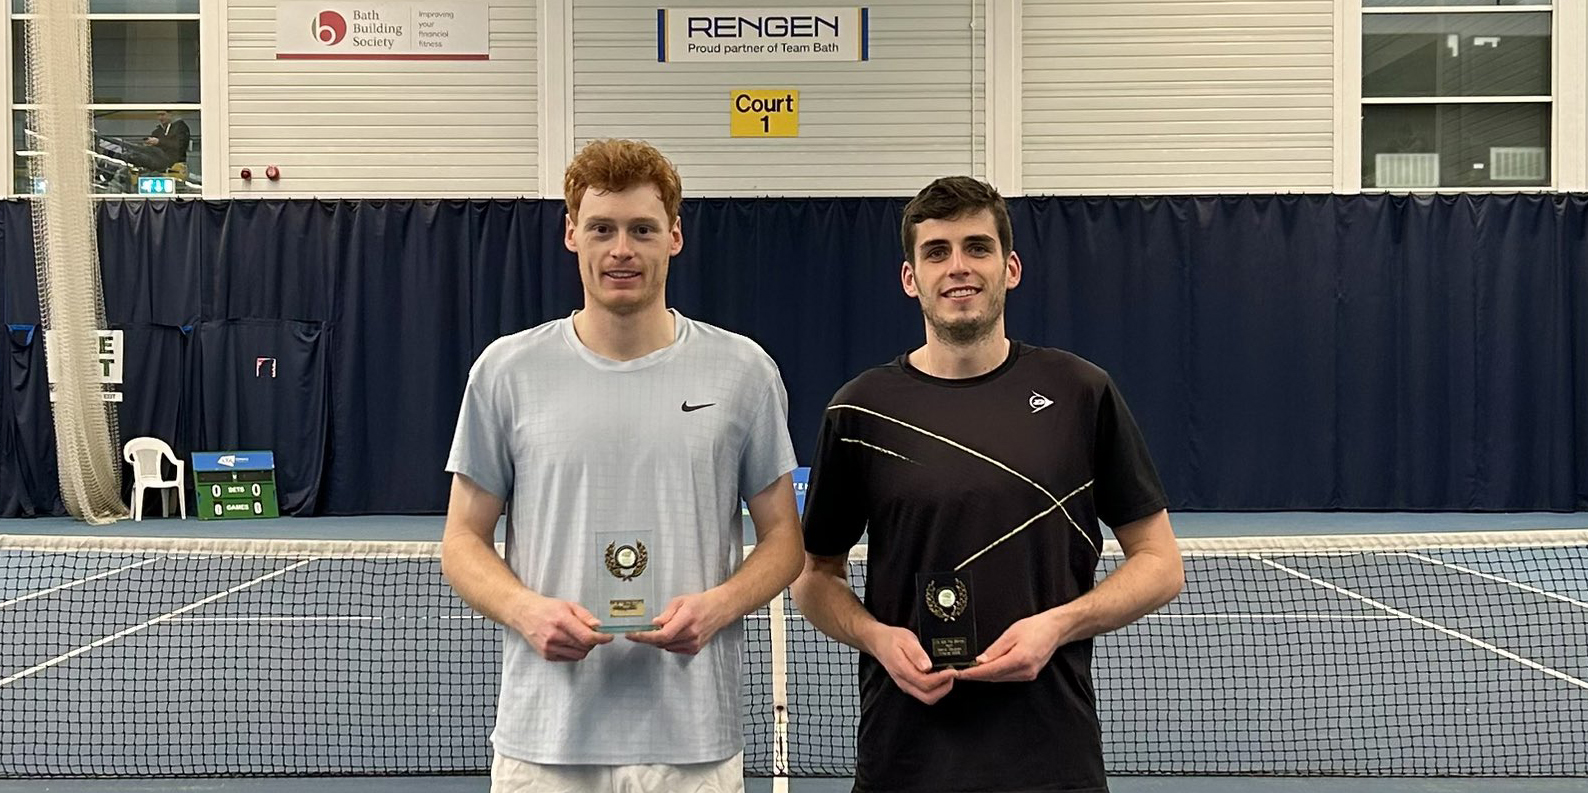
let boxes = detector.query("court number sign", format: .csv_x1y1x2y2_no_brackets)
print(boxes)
731,89,798,137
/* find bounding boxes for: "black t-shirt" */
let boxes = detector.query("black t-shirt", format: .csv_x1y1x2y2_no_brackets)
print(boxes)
802,342,1168,793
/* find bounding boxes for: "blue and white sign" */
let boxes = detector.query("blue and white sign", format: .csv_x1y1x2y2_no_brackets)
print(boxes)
793,465,810,515
658,7,869,62
740,466,811,517
138,175,177,195
192,451,276,472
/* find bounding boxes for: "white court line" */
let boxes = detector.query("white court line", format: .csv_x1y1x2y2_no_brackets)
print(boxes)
1256,555,1588,692
746,612,1401,622
1144,613,1401,621
167,614,483,623
1395,551,1588,611
0,559,314,688
0,558,159,610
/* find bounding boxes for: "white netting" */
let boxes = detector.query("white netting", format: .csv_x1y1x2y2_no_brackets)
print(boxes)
25,0,127,524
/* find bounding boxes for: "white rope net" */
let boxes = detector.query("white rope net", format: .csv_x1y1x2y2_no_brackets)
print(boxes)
25,0,127,524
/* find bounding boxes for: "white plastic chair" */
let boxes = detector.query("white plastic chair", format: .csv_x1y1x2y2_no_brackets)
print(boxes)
123,437,186,521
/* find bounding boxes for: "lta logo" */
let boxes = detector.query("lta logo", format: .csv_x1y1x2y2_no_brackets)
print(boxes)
314,10,347,45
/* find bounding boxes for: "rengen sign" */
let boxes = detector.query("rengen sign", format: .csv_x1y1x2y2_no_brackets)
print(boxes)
658,7,869,63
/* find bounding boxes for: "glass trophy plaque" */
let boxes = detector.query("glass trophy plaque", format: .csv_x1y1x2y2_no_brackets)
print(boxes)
592,530,656,633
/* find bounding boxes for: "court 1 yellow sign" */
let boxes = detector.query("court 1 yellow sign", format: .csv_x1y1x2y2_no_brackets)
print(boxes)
731,90,798,137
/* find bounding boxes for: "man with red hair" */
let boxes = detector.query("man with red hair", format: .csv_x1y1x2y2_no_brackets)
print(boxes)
441,139,803,792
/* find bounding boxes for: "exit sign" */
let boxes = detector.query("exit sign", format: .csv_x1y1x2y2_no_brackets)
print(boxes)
138,175,177,195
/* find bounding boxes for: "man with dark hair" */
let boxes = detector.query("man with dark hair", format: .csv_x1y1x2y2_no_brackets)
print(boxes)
898,175,1014,268
142,110,190,170
441,139,804,792
793,175,1184,792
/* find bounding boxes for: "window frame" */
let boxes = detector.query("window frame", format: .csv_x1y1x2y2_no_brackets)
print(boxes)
1346,1,1559,193
6,7,207,198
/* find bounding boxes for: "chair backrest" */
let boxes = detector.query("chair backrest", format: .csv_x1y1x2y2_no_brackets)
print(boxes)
123,436,176,480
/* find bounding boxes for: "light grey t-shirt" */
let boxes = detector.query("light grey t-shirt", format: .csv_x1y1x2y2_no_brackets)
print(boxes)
446,310,797,765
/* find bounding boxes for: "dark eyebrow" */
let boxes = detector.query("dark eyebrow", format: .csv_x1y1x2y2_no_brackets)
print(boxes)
920,234,995,249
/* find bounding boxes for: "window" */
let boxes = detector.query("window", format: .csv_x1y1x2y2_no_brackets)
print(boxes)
1361,1,1552,190
13,108,202,195
10,2,202,196
10,1,199,14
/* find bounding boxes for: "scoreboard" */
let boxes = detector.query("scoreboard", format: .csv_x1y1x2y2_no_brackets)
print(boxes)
192,451,279,520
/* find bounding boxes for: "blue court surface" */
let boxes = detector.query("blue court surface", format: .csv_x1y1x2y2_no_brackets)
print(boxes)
2,512,1586,792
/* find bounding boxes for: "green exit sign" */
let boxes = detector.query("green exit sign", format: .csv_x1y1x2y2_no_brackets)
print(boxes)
138,175,177,195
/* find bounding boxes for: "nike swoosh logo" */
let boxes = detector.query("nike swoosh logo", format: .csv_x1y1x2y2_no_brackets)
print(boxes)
681,401,716,412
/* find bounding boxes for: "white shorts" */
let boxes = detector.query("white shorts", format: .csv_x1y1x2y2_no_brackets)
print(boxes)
490,751,745,793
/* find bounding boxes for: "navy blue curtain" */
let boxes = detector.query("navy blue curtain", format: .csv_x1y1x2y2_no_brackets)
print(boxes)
1008,195,1586,510
3,324,60,516
193,318,328,515
1,195,1584,515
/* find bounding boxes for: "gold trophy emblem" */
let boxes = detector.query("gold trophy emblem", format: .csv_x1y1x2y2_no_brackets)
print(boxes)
594,533,654,630
917,571,976,667
924,578,969,622
605,541,648,581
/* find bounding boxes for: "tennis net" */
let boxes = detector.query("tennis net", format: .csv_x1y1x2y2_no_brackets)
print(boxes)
1,530,1584,777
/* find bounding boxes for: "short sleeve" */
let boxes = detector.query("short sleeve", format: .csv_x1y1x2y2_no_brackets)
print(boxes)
1093,378,1168,528
444,357,514,500
739,361,799,502
801,401,868,558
